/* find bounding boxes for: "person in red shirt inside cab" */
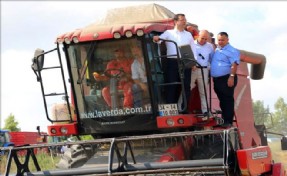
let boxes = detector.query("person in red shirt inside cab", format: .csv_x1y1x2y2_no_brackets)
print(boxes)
93,48,134,108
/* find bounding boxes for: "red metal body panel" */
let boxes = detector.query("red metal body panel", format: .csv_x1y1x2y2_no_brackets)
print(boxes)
157,114,198,128
272,163,286,176
9,132,46,146
237,146,272,175
47,122,78,136
9,132,48,155
158,144,186,162
158,137,193,162
157,114,218,129
233,63,261,148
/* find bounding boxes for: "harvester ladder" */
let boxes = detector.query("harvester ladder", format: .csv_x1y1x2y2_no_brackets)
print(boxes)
149,38,188,113
32,45,73,123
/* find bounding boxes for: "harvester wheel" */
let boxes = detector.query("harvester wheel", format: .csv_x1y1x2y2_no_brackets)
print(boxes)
56,144,97,169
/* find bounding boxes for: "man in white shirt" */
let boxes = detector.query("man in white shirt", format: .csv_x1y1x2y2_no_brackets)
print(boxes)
190,30,214,115
131,42,149,107
153,14,197,112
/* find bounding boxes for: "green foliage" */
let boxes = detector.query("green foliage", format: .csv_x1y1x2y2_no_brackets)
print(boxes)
47,136,68,143
253,97,287,135
80,135,93,141
3,113,21,132
272,97,287,134
253,100,270,126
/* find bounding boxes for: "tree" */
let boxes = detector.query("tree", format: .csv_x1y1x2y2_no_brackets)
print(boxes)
253,98,287,136
272,97,287,134
253,100,270,126
3,113,21,131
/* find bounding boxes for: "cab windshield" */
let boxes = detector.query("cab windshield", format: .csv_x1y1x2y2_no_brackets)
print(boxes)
67,38,152,119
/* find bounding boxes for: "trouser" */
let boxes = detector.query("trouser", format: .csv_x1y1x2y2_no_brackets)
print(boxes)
190,68,209,113
164,59,191,109
132,83,150,108
102,81,133,108
213,74,237,124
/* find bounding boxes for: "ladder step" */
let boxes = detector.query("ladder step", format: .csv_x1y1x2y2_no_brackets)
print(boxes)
44,93,66,97
42,66,61,70
158,82,182,86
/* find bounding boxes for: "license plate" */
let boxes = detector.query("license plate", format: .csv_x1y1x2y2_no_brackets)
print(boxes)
158,104,179,116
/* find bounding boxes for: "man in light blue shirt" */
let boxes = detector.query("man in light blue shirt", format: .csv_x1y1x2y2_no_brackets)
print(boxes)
211,32,240,127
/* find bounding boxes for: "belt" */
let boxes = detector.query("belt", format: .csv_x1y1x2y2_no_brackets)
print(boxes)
213,74,230,80
196,66,208,68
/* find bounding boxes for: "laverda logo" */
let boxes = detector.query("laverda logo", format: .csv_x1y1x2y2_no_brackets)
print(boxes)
251,151,268,159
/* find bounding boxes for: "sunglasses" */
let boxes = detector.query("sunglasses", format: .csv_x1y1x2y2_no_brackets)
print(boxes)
199,53,205,60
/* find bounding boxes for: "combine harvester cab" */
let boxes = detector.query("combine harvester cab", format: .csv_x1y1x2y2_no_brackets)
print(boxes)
2,3,286,176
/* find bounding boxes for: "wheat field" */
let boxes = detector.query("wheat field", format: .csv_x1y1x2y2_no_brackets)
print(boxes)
268,141,287,170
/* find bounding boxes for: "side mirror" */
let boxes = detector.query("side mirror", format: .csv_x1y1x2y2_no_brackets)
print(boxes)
32,48,44,71
36,126,41,136
178,45,197,69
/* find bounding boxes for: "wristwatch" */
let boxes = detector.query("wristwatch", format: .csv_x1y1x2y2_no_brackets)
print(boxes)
230,74,235,77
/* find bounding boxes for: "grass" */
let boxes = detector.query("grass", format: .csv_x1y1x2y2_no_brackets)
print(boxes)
268,141,287,169
0,150,60,175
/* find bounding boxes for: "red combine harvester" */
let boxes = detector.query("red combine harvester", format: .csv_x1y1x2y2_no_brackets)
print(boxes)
9,132,47,147
0,130,47,148
9,131,48,156
1,3,286,176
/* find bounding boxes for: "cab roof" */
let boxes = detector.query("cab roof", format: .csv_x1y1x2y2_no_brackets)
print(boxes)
95,3,175,25
56,4,177,44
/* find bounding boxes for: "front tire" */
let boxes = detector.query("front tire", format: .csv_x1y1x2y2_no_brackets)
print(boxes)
56,144,97,169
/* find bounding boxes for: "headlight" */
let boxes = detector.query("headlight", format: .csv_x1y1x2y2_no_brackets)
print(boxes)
50,128,57,134
125,31,133,38
64,37,71,44
57,38,63,44
72,37,79,43
93,33,99,39
178,118,184,124
60,127,68,134
136,29,144,36
166,118,174,126
113,32,121,39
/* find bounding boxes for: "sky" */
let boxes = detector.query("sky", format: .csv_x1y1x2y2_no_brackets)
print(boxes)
1,1,287,132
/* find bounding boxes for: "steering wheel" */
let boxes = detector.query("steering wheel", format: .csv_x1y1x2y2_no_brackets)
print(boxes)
104,68,125,79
